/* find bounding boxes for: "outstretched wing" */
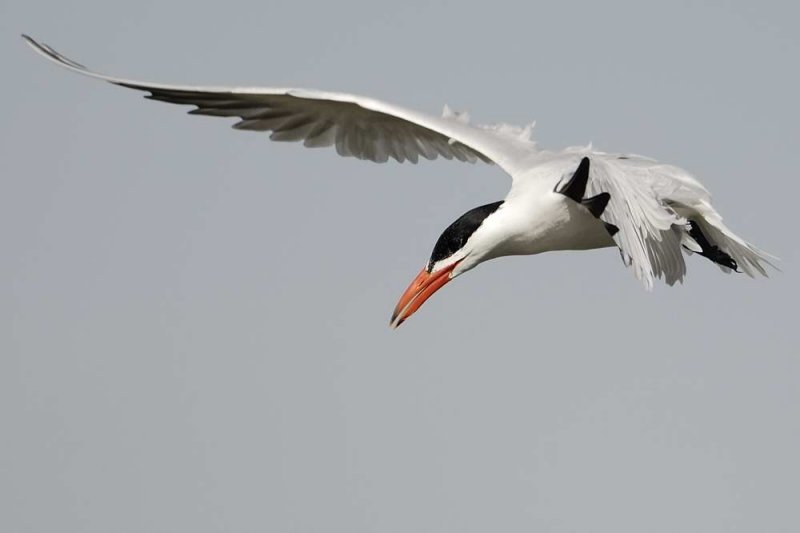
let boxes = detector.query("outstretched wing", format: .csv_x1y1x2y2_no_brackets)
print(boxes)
23,35,534,174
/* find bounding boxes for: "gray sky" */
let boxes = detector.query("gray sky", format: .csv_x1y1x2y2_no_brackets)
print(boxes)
2,1,798,532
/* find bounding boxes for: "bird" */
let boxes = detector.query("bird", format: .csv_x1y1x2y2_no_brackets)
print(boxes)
22,35,776,328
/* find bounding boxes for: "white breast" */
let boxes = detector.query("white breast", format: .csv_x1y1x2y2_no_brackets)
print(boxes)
460,190,615,272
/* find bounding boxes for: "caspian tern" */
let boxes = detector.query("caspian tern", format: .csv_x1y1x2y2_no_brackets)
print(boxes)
22,35,776,327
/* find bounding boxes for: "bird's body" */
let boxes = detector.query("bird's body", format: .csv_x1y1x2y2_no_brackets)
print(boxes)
23,35,775,326
449,181,612,275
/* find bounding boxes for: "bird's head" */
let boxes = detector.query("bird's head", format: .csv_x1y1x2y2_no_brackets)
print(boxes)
390,201,504,328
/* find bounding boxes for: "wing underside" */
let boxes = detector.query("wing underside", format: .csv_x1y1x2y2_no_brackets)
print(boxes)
22,35,534,171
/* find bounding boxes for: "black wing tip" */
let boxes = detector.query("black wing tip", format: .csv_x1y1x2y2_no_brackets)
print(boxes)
21,33,48,52
21,33,44,52
22,34,89,71
582,192,611,218
687,220,740,272
604,222,620,237
556,157,591,201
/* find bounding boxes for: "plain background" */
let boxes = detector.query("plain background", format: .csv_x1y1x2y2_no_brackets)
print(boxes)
2,1,798,532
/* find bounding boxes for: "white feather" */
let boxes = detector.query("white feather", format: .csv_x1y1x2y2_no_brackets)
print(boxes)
23,34,776,290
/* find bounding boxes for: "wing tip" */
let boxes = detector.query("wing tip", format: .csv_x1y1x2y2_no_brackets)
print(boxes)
22,33,90,73
21,33,49,58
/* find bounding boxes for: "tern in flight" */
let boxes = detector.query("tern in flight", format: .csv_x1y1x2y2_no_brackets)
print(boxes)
23,35,775,327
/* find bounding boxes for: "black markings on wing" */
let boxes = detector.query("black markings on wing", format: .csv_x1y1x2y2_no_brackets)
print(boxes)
604,222,620,236
686,221,739,271
555,157,618,237
581,192,610,218
115,84,492,164
557,157,590,202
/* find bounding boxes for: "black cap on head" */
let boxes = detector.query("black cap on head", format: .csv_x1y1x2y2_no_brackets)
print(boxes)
427,201,503,271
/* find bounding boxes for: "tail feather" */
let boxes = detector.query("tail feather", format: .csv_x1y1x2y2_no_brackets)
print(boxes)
670,198,777,277
689,200,778,277
696,218,778,277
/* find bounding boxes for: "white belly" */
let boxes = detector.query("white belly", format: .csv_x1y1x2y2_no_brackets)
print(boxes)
484,193,616,259
542,198,616,251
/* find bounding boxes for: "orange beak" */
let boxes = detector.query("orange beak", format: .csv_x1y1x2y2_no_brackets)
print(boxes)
390,262,459,328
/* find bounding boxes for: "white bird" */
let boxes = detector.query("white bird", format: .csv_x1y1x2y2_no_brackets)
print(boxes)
23,35,776,327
